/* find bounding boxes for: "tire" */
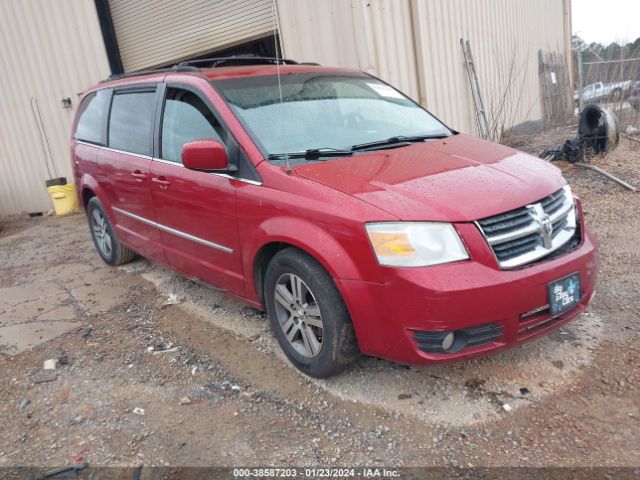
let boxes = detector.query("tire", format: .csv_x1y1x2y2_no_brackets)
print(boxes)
86,197,136,266
264,248,359,378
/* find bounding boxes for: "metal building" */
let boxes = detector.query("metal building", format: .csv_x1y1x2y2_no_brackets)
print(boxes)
0,0,572,215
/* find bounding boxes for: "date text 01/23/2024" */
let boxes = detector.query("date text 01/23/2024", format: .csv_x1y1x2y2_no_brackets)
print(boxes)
232,468,401,478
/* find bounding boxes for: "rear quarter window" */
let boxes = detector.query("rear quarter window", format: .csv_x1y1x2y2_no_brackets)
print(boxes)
108,90,156,156
75,89,110,144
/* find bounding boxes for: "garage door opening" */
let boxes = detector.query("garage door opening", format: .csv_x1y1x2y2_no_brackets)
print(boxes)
99,0,281,73
159,35,283,69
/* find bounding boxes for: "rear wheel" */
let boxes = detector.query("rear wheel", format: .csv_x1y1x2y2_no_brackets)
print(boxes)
86,197,136,266
264,248,359,378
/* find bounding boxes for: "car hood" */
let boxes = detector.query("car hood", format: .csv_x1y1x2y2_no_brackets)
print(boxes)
293,134,566,222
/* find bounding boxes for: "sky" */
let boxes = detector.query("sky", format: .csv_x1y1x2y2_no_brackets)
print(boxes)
572,0,640,45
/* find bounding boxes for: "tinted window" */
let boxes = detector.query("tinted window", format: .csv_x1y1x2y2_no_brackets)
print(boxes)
161,88,226,163
108,90,156,156
75,90,110,144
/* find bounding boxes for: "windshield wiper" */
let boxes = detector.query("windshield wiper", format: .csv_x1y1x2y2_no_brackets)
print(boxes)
351,134,450,152
267,148,353,161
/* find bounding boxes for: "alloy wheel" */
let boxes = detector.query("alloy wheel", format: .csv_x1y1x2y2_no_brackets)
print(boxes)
273,273,324,358
91,209,112,257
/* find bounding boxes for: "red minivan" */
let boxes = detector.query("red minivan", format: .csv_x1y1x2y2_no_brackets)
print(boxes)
72,58,598,378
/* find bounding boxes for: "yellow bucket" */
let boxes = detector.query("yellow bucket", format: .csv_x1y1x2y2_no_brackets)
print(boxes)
47,184,79,215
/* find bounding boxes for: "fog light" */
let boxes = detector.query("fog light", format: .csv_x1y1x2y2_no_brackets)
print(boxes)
442,332,455,351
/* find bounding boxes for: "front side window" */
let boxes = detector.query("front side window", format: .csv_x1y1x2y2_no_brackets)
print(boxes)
108,90,156,156
75,89,110,144
212,73,451,161
161,88,226,163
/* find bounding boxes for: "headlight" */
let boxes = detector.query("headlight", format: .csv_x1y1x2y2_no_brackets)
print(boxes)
365,222,469,267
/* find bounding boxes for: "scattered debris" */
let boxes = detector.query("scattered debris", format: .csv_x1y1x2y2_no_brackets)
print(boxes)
543,105,620,162
542,105,637,191
18,399,30,410
132,407,145,415
502,403,513,412
191,366,198,376
33,374,57,384
150,346,180,354
397,393,412,400
179,396,192,405
519,387,530,396
162,293,181,306
43,359,58,370
148,342,180,354
57,351,69,366
70,415,84,425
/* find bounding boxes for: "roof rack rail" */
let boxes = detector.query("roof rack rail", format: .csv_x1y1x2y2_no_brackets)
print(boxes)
175,55,299,68
101,55,303,83
102,64,199,82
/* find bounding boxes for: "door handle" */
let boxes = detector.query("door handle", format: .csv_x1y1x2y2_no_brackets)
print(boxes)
152,176,171,189
131,170,147,181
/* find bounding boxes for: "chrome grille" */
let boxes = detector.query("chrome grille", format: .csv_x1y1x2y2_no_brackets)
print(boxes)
477,186,577,268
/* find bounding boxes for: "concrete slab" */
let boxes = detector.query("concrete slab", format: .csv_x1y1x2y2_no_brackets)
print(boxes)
0,282,66,309
23,262,97,284
0,321,82,354
71,284,129,314
1,297,68,327
36,305,77,321
64,268,121,289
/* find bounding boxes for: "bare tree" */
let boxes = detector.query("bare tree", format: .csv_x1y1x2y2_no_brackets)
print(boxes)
484,44,536,145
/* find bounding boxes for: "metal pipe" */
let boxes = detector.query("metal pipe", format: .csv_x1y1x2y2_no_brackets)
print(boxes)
575,163,637,192
622,133,640,145
577,50,584,113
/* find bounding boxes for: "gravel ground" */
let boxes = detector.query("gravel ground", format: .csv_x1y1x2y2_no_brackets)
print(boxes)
0,138,639,477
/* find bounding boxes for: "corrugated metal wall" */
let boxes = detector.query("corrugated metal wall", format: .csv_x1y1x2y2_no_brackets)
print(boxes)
0,0,570,214
276,0,420,101
411,0,569,135
277,0,570,136
0,0,110,215
109,0,276,71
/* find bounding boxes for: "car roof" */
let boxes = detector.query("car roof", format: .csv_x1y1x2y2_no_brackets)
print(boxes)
201,64,361,80
92,64,362,93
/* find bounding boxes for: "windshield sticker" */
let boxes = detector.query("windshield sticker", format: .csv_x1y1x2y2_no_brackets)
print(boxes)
367,83,405,99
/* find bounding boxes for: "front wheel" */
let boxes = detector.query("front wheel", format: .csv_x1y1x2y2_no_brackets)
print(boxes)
264,248,359,378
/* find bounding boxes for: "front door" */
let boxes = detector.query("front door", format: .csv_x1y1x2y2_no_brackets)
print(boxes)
99,86,164,261
150,85,244,295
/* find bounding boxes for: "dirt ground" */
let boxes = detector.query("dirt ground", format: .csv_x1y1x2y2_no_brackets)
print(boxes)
1,138,639,476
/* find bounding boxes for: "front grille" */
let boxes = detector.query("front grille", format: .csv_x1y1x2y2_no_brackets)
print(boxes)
413,323,504,354
477,186,577,269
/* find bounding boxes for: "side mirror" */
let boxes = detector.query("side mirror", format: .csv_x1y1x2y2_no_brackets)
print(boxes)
182,139,236,172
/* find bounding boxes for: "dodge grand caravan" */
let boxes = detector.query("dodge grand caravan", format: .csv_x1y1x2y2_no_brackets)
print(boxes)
72,58,598,378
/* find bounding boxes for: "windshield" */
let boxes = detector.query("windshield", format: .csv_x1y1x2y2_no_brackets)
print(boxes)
212,72,451,161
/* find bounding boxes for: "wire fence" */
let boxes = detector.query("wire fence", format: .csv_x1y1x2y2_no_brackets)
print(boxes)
576,54,640,129
539,50,574,129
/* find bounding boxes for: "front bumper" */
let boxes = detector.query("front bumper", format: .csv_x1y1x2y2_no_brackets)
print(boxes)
336,209,599,366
